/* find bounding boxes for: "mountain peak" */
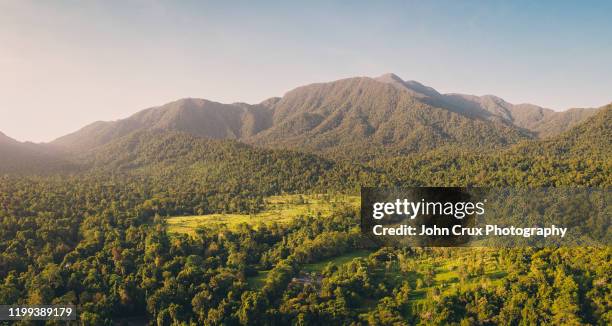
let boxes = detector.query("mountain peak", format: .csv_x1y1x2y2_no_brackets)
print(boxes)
377,73,404,83
375,73,441,98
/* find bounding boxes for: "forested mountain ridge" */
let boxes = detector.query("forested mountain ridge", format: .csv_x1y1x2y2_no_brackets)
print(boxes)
381,105,612,187
375,73,599,138
44,74,600,156
540,103,612,154
81,130,386,197
0,131,74,174
248,76,529,158
3,104,608,186
0,75,607,178
51,98,274,152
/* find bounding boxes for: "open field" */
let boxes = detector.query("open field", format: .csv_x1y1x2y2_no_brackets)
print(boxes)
405,250,506,303
247,270,270,289
166,194,360,235
302,249,374,273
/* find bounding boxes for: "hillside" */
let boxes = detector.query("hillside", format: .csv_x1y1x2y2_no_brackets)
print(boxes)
52,98,273,152
375,73,599,138
83,130,385,195
0,131,73,174
249,76,529,157
536,103,612,155
379,105,612,187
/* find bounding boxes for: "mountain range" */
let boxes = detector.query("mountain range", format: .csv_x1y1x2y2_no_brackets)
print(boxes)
49,74,599,152
0,73,608,174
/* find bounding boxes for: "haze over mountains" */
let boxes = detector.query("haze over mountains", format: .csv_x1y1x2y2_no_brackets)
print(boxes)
0,131,73,173
0,73,608,173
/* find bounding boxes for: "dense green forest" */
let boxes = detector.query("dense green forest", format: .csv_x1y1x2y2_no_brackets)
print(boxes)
0,108,610,325
1,176,609,325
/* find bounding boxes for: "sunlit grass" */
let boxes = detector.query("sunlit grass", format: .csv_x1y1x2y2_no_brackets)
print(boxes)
302,249,374,273
166,194,360,235
247,270,270,289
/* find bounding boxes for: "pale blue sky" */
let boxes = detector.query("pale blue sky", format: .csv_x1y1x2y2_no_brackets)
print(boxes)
1,0,611,142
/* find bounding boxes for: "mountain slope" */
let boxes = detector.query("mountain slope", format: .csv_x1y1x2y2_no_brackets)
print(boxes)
52,98,273,151
0,131,72,174
250,76,530,157
375,73,598,137
84,130,385,193
439,94,598,137
379,104,611,187
518,103,611,157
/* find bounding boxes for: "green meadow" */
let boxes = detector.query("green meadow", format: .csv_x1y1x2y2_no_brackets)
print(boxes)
166,194,360,235
302,249,374,273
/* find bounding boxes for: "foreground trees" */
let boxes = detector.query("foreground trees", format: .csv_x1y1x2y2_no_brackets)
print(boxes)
0,173,609,325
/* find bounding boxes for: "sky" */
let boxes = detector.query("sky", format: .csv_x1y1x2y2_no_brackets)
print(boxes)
1,1,611,142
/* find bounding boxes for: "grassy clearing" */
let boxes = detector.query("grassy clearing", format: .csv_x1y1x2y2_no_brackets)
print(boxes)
166,194,359,235
302,250,374,273
247,270,270,289
406,250,506,304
